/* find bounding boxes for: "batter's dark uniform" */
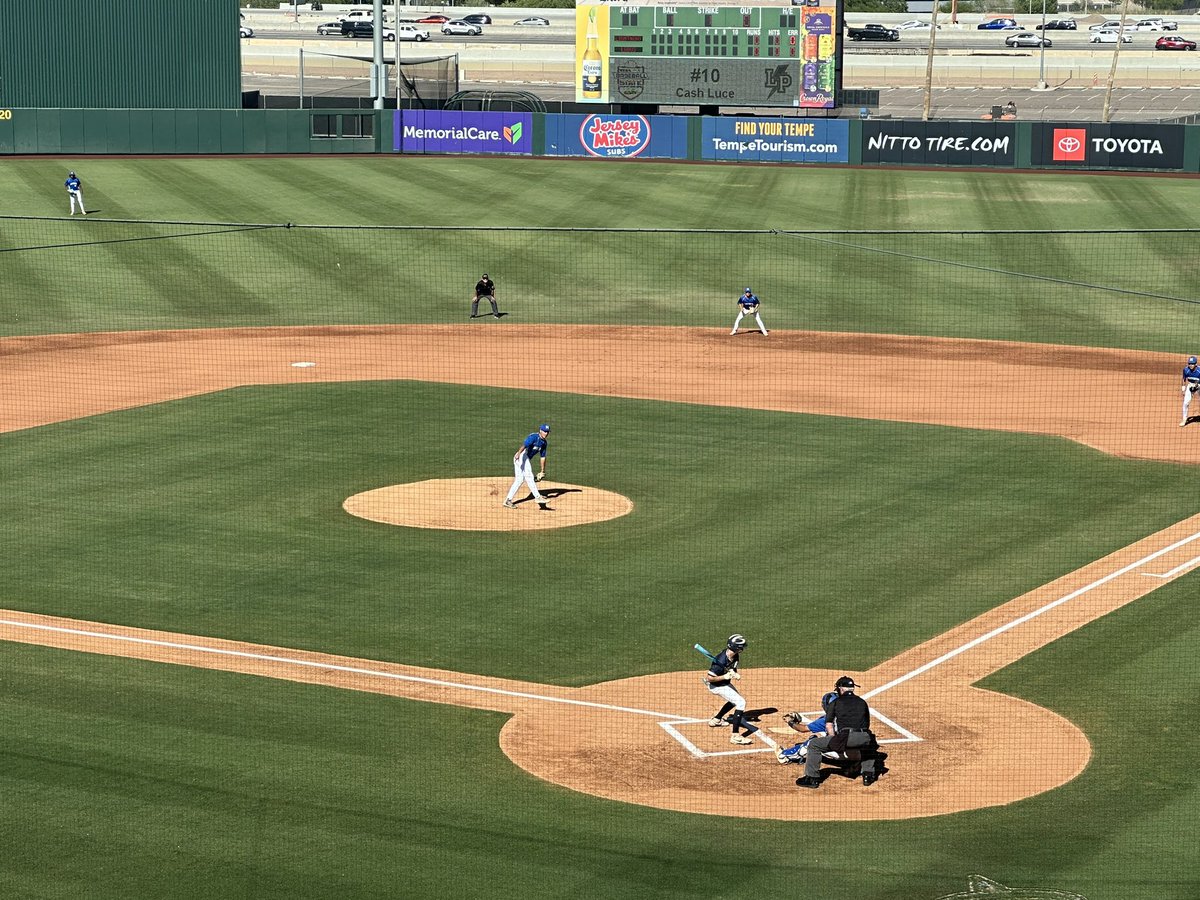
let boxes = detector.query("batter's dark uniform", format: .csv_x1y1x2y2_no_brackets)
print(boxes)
797,677,885,788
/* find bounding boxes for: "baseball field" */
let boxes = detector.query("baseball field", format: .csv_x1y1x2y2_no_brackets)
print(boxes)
1,157,1199,899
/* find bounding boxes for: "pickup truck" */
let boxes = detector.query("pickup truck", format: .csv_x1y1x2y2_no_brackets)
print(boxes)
846,23,901,41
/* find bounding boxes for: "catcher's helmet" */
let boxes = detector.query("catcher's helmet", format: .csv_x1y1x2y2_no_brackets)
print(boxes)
1190,356,1197,366
727,633,747,651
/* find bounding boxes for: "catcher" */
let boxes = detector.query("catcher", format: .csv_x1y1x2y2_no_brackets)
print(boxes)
730,287,768,336
775,691,839,765
1180,355,1200,427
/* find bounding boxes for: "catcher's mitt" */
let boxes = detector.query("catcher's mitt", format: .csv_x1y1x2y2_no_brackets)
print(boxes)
783,711,809,729
535,472,545,482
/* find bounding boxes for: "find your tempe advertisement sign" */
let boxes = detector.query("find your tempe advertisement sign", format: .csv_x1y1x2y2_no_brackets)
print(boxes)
395,110,533,155
1034,123,1183,170
861,122,1015,167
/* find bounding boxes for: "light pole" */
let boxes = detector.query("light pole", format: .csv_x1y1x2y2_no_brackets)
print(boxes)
1035,0,1049,90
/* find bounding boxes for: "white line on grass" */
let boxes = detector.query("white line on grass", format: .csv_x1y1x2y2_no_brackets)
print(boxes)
864,526,1200,701
0,617,693,722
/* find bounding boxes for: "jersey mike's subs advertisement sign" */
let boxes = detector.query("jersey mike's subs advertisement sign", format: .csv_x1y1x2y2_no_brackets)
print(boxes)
700,117,849,163
543,113,689,159
394,111,533,155
861,122,1016,167
1033,123,1184,170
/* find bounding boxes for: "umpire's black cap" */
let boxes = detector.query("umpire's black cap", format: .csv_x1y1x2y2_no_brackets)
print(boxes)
835,676,859,689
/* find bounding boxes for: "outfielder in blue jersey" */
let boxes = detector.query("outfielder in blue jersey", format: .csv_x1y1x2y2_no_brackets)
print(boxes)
504,424,551,509
65,171,86,216
1181,355,1200,427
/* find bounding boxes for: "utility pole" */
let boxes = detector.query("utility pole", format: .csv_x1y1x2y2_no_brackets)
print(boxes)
922,1,941,120
1101,0,1132,122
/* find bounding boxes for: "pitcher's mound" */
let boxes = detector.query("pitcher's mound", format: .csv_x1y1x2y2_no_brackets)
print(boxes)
343,478,634,531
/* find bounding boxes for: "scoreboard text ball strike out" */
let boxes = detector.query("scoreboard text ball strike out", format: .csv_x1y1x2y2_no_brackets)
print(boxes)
575,2,845,108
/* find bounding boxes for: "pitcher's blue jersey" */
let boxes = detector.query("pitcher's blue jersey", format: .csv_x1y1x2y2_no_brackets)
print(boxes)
520,432,548,462
1184,364,1200,384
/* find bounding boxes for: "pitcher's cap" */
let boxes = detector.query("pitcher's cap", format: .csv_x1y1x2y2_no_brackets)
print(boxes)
539,423,550,432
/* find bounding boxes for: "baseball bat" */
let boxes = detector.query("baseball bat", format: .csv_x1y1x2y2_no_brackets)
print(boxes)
693,643,716,661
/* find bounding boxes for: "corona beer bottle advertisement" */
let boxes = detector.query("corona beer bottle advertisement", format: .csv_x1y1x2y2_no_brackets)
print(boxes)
575,2,610,103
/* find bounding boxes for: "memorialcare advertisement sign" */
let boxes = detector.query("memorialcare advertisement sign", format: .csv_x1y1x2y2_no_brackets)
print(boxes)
395,111,533,154
861,122,1015,167
700,117,848,163
1033,123,1183,170
542,114,688,159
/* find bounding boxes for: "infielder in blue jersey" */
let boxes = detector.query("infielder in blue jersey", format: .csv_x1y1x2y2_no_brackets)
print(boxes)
65,171,86,216
705,634,762,745
1181,355,1200,427
731,287,767,336
504,424,552,509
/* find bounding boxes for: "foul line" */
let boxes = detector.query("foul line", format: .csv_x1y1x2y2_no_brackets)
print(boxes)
0,617,692,723
864,526,1200,701
1139,550,1200,580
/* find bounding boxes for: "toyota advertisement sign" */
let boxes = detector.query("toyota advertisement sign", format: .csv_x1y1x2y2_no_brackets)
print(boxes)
861,122,1015,167
1033,123,1184,170
395,111,533,155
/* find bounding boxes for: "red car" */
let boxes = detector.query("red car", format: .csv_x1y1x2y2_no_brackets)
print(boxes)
417,14,450,23
1155,35,1197,50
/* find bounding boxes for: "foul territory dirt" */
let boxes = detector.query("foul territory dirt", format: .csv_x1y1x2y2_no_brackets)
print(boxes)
1,324,1196,820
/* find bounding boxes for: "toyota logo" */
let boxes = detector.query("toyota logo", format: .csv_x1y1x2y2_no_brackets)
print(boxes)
1057,135,1081,153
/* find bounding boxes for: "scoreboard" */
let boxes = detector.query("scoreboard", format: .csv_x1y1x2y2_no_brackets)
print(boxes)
575,2,842,108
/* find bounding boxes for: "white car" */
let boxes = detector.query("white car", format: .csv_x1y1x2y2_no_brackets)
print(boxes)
513,16,550,26
1089,20,1124,31
393,24,430,42
442,20,483,35
1090,29,1133,43
1138,17,1178,30
239,25,254,38
1134,20,1165,31
896,19,938,30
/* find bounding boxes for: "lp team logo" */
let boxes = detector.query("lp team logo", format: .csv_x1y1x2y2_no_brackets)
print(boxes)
935,874,1087,899
764,65,793,100
579,114,652,157
1052,128,1087,162
504,121,523,145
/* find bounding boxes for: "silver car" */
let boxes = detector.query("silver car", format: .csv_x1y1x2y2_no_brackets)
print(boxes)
1005,32,1051,47
442,20,483,35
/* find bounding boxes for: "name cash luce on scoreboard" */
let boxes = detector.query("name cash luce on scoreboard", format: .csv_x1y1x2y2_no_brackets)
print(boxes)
575,1,844,109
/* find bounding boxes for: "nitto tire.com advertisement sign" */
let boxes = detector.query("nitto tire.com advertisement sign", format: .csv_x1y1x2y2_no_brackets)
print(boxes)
861,122,1015,167
700,117,848,163
1033,123,1183,170
395,110,533,155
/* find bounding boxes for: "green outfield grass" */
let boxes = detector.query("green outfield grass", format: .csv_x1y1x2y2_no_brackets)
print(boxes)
2,157,1199,900
2,158,1198,349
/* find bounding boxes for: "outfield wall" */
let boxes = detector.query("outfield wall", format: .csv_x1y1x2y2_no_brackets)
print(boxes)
4,107,1200,172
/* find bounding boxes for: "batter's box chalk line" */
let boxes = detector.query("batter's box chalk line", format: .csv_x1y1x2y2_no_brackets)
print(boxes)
660,708,922,760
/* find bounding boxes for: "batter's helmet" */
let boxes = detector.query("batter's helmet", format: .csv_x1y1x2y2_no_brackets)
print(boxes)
727,634,747,651
68,171,76,177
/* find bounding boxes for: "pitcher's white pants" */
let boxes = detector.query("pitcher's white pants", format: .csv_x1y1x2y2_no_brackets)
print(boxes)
506,455,545,503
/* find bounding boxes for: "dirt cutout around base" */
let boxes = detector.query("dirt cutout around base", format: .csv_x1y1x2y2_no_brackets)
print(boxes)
2,324,1198,820
343,478,633,531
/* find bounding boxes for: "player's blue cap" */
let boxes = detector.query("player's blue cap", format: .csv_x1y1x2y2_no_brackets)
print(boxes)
1190,356,1197,365
744,287,752,293
539,423,550,432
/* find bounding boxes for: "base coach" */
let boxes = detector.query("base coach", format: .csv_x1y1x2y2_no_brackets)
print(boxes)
796,676,886,789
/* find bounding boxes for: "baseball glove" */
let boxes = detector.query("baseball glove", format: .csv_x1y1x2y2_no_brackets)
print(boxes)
783,711,809,729
535,472,545,482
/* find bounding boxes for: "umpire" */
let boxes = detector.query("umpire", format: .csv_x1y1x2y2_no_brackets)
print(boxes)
796,676,885,789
